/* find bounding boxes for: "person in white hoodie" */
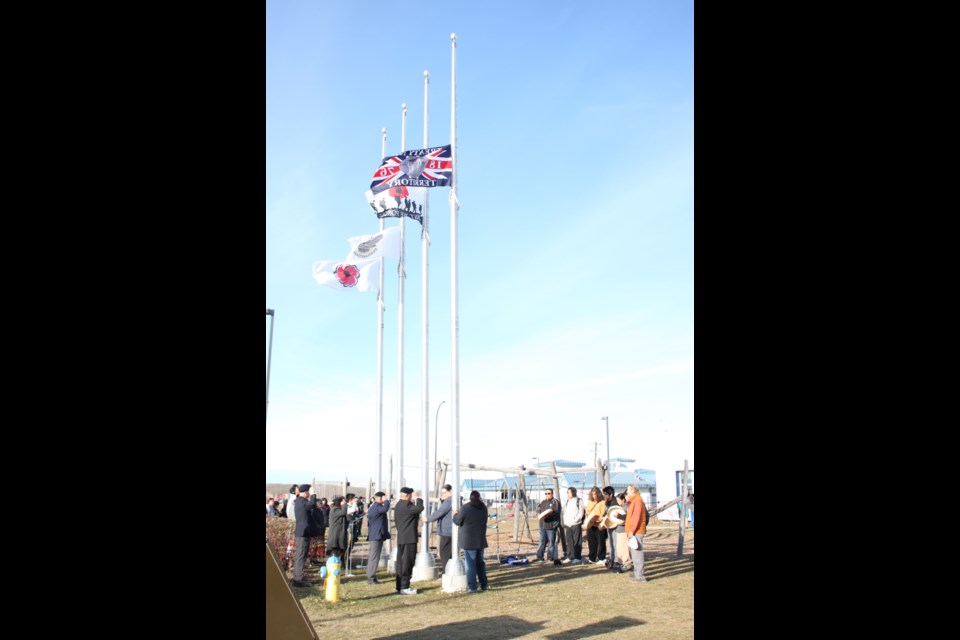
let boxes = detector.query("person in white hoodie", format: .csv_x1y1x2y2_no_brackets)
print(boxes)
561,487,585,564
287,484,299,523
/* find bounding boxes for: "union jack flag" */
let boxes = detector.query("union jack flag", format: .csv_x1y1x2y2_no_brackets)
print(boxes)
369,144,452,194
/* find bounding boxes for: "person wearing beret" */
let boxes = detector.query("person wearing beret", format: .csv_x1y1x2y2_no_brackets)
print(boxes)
393,487,424,595
292,484,318,588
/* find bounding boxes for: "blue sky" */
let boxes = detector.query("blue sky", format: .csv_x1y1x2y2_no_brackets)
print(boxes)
266,1,694,501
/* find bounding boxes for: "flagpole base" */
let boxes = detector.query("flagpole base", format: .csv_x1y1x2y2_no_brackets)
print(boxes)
441,558,467,593
387,546,398,574
412,549,438,582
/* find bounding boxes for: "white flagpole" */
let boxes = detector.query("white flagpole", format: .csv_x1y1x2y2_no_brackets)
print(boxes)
415,69,438,580
398,103,407,494
377,127,387,495
444,32,466,591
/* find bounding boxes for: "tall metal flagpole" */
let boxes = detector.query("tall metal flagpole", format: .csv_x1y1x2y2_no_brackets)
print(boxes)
398,103,407,494
443,32,467,592
414,69,438,581
378,127,390,570
377,128,387,495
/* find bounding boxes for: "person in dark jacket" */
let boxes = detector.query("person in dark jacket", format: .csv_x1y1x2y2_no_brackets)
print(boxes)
318,497,330,528
453,490,489,593
425,484,454,572
365,491,391,584
326,496,349,560
393,487,424,595
292,484,318,588
535,489,562,565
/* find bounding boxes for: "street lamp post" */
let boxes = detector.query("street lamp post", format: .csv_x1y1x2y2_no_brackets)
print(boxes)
266,309,275,428
602,416,610,480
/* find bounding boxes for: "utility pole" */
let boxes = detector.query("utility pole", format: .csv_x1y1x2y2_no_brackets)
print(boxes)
602,416,610,471
593,442,600,485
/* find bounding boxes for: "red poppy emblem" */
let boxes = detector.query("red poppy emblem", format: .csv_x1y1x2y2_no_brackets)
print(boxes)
388,186,409,199
336,264,361,287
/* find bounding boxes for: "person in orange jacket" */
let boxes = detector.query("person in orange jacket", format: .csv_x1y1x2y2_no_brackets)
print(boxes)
624,483,648,582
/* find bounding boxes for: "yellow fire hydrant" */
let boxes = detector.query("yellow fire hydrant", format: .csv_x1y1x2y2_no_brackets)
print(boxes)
320,555,342,602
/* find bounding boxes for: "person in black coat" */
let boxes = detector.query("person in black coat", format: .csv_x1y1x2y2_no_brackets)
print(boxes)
292,484,318,588
326,496,349,560
393,487,424,595
453,490,489,593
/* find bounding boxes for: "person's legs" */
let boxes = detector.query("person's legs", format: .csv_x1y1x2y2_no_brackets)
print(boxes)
536,529,547,560
563,527,574,561
570,525,582,560
464,549,478,591
293,536,310,583
399,543,417,590
597,529,607,561
607,529,617,566
366,539,383,581
616,529,631,567
542,529,556,561
586,528,598,561
630,535,646,581
439,535,452,569
477,549,488,590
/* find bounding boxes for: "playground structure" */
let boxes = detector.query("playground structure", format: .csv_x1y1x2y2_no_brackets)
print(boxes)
428,457,694,560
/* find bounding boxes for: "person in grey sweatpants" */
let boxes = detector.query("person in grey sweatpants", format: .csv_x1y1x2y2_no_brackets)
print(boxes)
624,483,648,582
364,492,391,584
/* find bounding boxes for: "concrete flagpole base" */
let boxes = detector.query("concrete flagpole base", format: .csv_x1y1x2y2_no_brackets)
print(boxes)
412,549,439,582
441,558,467,592
387,547,397,573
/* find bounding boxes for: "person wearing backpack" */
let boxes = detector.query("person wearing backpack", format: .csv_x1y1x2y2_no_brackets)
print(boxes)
561,487,585,564
624,483,648,583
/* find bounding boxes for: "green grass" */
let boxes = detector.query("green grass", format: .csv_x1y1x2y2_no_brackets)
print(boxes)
291,522,693,639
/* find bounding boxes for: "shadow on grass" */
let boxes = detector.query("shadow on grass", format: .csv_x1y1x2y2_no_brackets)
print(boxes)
368,615,544,640
643,554,694,580
544,615,644,639
480,553,693,589
480,561,628,590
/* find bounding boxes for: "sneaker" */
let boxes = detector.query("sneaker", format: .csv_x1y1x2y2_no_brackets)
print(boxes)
629,577,648,583
400,588,418,595
531,558,543,563
366,578,380,584
561,558,572,564
291,581,313,588
553,560,562,566
468,589,477,593
480,586,489,591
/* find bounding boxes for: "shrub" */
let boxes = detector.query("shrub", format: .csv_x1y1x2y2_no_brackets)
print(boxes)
266,516,295,571
266,517,327,572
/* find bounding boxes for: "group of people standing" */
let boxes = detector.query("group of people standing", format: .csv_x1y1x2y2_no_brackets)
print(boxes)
535,483,648,583
279,481,648,592
277,484,369,588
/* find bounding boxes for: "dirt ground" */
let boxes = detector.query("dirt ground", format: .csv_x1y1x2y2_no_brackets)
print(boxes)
288,518,694,639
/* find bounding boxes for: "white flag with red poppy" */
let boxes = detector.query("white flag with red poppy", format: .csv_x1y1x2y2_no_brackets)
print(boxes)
365,186,425,225
312,258,380,293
